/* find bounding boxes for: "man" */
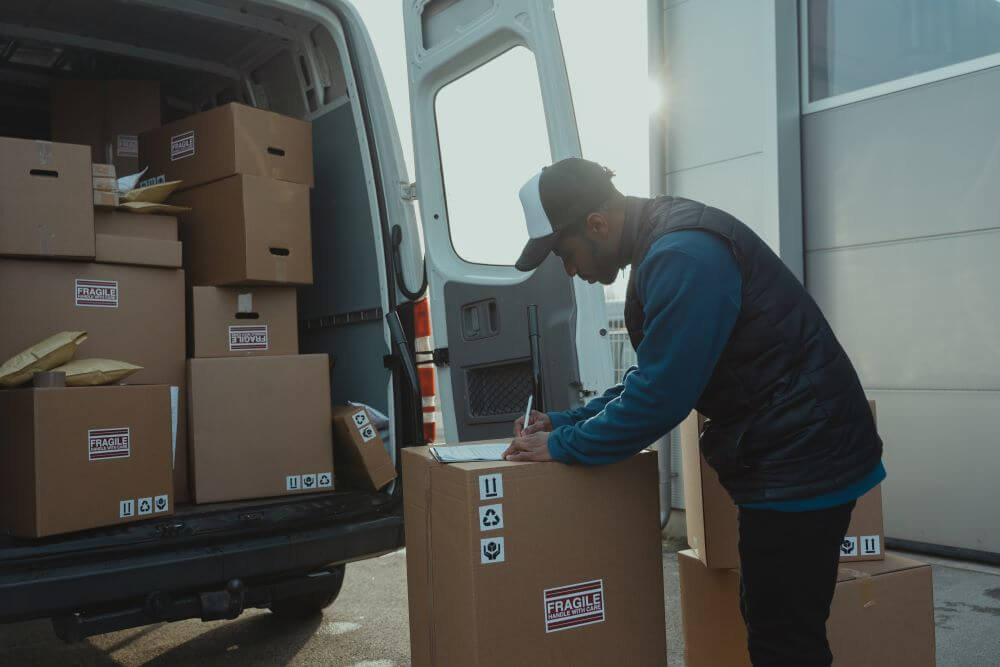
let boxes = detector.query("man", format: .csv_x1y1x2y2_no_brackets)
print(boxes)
503,158,884,666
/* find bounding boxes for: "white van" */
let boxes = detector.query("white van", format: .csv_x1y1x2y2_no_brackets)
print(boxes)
0,0,612,639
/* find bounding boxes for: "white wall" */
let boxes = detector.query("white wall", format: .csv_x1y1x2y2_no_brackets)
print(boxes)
656,0,803,277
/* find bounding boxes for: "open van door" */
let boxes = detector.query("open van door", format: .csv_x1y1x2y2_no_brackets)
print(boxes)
403,0,611,443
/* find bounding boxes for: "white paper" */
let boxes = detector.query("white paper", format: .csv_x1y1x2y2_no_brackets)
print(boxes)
170,386,179,469
430,443,509,463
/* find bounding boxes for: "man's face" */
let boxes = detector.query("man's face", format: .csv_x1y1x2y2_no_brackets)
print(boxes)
552,230,619,285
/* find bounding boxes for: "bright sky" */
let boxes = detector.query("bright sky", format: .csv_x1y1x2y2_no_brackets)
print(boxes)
349,1,650,301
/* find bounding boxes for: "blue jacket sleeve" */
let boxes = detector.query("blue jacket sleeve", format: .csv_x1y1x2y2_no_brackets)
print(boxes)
546,367,637,428
547,231,742,464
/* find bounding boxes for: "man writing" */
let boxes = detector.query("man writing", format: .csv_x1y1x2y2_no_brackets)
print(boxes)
502,158,884,666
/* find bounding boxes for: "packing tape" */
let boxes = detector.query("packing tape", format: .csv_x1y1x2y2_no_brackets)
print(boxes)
237,293,254,314
35,140,52,165
840,567,878,610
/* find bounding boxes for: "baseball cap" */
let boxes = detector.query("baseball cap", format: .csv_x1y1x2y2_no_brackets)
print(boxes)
515,158,617,271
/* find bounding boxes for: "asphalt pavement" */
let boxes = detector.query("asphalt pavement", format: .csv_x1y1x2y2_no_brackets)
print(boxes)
0,545,996,666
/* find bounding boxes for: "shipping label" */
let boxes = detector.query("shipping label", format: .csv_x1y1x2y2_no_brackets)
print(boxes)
170,130,195,161
480,537,505,564
154,494,169,513
137,496,153,515
116,134,138,158
302,473,317,490
479,503,504,531
88,427,131,461
228,325,268,351
76,279,119,308
359,424,378,443
351,410,370,428
119,499,135,518
317,472,333,488
860,535,881,556
543,579,606,633
840,536,858,557
286,475,302,491
479,473,503,501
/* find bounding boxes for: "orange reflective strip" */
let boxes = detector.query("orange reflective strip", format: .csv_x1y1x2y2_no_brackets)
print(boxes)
414,297,432,339
418,366,436,396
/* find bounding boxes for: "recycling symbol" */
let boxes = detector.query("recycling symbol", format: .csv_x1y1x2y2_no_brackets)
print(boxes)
482,509,501,528
320,474,331,486
483,541,501,561
155,497,167,511
139,499,151,513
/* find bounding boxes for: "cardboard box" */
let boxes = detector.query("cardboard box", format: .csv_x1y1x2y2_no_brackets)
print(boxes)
403,447,667,667
678,550,935,667
138,103,313,190
682,400,884,568
51,80,160,176
94,190,119,208
331,405,396,491
94,210,181,268
189,286,298,358
0,137,94,259
172,174,313,285
0,385,174,537
0,259,189,502
93,176,117,192
93,163,117,178
187,354,333,504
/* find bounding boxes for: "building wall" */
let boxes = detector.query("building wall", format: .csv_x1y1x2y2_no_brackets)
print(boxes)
803,67,1000,554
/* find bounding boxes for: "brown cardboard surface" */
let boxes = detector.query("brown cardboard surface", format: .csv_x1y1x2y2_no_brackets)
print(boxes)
171,174,312,286
331,405,396,491
51,80,160,176
0,259,189,501
93,163,117,178
0,137,95,259
189,286,298,358
403,447,667,667
683,400,884,569
0,385,174,538
93,176,117,192
678,550,935,667
96,235,181,268
139,103,313,190
95,211,178,241
94,190,119,208
187,354,333,504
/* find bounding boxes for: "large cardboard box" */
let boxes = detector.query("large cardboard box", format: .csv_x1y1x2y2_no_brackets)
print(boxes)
331,405,396,491
171,174,313,286
0,259,189,502
678,550,935,666
0,385,174,538
138,103,313,190
0,137,94,259
187,354,333,504
95,210,181,268
190,286,298,358
403,447,667,666
51,80,161,176
682,400,884,568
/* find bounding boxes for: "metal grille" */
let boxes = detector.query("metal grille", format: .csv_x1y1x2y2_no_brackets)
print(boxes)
466,361,533,418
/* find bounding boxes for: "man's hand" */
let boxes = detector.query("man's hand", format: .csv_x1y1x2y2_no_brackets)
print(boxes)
513,410,552,437
503,430,554,462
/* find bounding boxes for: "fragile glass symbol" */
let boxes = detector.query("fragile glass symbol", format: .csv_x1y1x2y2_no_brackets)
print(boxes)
155,497,167,510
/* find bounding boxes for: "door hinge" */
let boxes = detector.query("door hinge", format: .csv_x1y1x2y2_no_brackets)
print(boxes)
400,181,418,201
431,347,449,366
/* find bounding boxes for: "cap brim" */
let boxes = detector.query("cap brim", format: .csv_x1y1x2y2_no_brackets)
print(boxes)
515,234,556,272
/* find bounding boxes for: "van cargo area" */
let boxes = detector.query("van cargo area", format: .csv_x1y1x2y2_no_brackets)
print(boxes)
0,0,423,638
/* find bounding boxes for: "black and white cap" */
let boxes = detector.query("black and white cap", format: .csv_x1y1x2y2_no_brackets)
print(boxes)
515,158,618,271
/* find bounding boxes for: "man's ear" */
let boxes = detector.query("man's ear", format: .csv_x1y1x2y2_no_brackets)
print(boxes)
584,212,609,240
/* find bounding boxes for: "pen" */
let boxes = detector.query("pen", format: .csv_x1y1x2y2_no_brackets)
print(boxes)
523,395,533,434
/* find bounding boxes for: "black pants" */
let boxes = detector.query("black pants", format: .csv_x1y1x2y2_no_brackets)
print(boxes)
737,500,856,667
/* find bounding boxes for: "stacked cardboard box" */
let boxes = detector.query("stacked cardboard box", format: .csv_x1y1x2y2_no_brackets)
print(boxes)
403,447,667,666
140,104,334,504
677,401,936,665
0,130,180,535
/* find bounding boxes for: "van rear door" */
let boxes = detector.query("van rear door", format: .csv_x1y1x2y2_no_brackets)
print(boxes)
402,0,612,443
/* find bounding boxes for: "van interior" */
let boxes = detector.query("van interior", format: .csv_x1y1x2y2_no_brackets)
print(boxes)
0,1,418,548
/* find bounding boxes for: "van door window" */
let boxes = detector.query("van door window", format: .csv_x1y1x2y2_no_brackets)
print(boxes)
434,46,550,266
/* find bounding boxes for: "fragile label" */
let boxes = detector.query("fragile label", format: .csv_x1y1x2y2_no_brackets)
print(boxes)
302,473,317,490
860,535,881,556
228,325,268,351
76,279,119,308
137,496,153,515
479,473,503,501
480,537,505,564
170,130,195,161
88,427,130,461
116,134,138,158
840,536,858,557
479,503,504,531
359,424,377,443
544,579,606,633
154,494,169,513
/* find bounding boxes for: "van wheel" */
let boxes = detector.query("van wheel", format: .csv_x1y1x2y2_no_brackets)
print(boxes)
269,565,346,618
